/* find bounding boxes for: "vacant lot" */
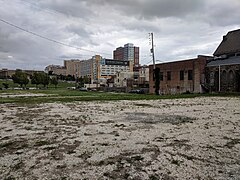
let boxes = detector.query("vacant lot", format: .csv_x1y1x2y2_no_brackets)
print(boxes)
0,96,240,179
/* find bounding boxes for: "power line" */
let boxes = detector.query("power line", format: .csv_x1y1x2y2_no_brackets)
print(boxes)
20,0,71,17
13,0,151,59
0,18,112,56
18,0,98,33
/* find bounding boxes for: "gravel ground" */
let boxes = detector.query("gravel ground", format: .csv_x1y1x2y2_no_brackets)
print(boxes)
0,96,240,179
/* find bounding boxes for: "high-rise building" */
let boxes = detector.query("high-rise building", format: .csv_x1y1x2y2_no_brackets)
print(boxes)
124,43,134,62
113,47,124,60
113,43,139,67
134,47,139,66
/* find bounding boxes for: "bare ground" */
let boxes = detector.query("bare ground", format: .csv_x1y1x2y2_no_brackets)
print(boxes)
0,97,240,179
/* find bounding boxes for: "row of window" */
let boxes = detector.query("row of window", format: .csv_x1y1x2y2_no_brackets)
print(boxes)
158,70,193,81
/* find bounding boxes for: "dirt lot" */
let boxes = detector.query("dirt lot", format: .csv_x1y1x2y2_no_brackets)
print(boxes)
0,96,240,179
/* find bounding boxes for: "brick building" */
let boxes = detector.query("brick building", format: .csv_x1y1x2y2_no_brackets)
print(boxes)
113,43,139,68
149,55,211,94
113,47,124,61
206,29,240,92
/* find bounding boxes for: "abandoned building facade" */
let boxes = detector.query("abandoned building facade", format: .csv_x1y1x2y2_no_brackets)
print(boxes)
149,29,240,94
149,55,209,94
206,29,240,92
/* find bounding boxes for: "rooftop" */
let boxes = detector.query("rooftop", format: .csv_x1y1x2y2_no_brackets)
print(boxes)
213,29,240,56
207,56,240,67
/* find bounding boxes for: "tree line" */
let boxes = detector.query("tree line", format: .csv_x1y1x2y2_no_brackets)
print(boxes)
7,70,91,89
12,70,57,88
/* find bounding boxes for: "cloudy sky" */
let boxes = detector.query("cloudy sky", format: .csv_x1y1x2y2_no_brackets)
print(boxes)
0,0,240,70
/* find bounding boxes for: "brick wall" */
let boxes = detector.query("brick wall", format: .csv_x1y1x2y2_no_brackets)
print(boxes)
149,56,208,94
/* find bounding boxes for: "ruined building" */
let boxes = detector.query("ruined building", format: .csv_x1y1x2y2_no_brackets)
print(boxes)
206,29,240,92
149,55,210,94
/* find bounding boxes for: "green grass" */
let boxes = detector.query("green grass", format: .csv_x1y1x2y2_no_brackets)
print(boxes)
0,79,239,104
0,88,239,104
0,79,76,89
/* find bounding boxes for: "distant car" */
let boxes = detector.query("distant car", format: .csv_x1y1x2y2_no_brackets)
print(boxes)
67,87,76,90
129,89,145,94
79,87,88,91
13,87,23,90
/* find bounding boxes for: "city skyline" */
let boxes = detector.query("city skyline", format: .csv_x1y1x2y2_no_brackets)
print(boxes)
0,0,240,70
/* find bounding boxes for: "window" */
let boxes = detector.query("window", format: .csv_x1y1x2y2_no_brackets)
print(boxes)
167,71,171,81
160,72,163,81
188,70,193,80
228,70,234,82
180,70,184,80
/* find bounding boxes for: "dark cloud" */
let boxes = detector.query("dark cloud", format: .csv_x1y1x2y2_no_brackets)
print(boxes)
38,0,95,19
204,0,240,26
81,0,205,19
0,0,240,69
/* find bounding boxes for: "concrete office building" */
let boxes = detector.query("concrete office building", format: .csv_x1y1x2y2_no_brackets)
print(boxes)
76,55,131,84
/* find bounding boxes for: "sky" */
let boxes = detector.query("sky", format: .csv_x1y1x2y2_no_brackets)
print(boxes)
0,0,240,70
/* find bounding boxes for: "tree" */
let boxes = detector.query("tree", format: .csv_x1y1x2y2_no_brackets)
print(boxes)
2,83,9,89
31,72,49,88
78,77,84,87
50,77,58,88
31,72,41,88
12,70,29,88
40,73,50,88
83,75,90,84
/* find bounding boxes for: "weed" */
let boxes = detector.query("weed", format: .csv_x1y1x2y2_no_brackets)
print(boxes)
171,159,181,166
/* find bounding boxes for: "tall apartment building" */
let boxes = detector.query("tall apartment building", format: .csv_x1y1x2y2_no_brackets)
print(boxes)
113,47,124,60
113,43,139,68
64,60,81,78
124,43,134,62
79,58,93,79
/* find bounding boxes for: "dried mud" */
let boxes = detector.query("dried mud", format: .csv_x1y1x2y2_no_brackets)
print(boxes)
0,97,240,179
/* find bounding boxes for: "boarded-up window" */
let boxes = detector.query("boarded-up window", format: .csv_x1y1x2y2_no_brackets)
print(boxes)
160,72,163,81
180,70,184,80
188,70,193,80
167,71,171,81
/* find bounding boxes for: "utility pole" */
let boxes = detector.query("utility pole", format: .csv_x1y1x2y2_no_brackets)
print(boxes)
149,32,160,95
150,33,156,70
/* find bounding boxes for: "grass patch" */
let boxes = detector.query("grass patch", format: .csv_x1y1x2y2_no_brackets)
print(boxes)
0,87,240,104
0,79,76,90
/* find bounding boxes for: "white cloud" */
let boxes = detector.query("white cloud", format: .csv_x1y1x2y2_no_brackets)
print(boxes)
0,0,240,69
